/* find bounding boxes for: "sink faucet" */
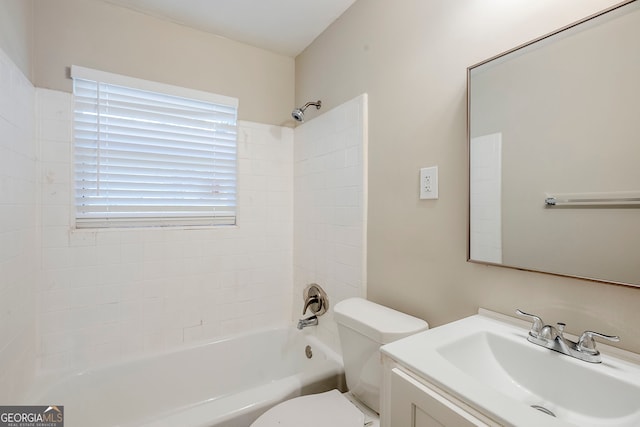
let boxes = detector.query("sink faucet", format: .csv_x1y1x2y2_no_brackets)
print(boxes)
516,309,620,363
297,315,318,330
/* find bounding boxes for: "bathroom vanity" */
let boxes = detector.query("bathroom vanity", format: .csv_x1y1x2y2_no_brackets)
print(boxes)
380,363,494,426
380,310,640,427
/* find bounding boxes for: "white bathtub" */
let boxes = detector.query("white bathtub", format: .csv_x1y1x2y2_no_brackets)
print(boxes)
26,328,345,427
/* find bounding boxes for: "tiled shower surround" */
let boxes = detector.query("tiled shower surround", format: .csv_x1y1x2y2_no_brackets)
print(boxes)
1,46,366,384
293,95,368,352
37,89,295,372
0,48,38,401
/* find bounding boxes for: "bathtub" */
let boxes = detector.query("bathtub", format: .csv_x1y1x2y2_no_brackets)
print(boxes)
26,328,345,427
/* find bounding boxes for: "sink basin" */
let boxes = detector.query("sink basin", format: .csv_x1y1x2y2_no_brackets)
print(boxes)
381,311,640,427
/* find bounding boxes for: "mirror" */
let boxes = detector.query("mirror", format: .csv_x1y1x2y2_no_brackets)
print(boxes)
468,0,640,287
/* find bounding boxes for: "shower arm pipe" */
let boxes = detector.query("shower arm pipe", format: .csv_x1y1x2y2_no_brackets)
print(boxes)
301,100,322,111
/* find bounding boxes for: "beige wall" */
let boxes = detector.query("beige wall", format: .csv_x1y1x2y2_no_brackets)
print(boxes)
33,0,294,126
0,0,34,80
296,0,640,353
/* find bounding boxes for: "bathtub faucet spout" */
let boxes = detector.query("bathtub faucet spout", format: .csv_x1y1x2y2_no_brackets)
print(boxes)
297,315,318,330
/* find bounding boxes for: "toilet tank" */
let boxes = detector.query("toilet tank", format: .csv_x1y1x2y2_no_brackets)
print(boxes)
333,298,428,413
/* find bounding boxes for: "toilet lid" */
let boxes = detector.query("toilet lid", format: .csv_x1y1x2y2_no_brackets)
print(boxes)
251,390,365,427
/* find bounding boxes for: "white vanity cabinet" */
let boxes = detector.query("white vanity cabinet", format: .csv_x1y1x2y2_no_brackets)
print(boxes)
381,357,498,427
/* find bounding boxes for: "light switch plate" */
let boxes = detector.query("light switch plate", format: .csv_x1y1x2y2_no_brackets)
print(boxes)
420,166,438,200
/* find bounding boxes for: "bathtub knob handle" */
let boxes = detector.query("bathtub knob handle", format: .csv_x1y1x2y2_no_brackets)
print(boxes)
302,284,328,316
303,295,320,315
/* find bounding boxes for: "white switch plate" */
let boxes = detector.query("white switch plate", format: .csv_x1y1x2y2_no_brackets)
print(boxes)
420,166,438,200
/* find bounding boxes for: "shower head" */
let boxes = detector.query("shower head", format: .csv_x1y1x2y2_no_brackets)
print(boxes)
292,100,322,122
291,108,305,122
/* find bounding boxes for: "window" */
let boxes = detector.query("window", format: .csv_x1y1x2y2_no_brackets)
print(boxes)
71,66,238,228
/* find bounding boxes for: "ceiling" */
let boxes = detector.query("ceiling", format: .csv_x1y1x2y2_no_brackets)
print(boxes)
100,0,357,57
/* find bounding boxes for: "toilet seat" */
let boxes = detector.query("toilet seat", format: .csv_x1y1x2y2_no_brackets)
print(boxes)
250,389,366,427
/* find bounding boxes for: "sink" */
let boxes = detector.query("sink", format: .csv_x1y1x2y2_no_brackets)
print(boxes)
381,311,640,427
438,330,640,423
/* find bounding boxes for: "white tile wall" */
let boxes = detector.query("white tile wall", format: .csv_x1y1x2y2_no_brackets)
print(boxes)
0,48,37,401
470,133,502,264
36,89,294,372
1,60,366,379
293,94,368,352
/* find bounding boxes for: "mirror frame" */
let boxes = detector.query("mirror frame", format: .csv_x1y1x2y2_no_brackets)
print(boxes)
466,0,638,288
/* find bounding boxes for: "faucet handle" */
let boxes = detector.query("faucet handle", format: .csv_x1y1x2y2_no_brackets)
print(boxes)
577,330,620,354
516,309,544,338
302,284,328,316
302,295,320,315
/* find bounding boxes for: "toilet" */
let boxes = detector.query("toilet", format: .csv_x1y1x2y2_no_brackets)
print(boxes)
251,297,429,427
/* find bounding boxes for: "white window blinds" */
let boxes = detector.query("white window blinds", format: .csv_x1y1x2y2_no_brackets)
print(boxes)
71,66,238,228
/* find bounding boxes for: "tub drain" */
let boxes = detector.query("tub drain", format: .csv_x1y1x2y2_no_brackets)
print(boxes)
305,345,313,359
531,405,556,417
